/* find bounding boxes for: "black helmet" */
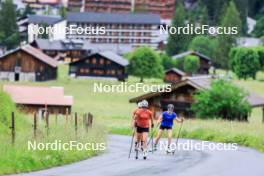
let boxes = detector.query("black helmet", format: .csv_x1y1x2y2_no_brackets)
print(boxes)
167,104,174,110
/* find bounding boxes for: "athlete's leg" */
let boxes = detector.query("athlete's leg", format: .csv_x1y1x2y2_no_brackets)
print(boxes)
167,129,173,147
136,131,141,150
142,132,148,150
142,132,149,159
154,129,163,145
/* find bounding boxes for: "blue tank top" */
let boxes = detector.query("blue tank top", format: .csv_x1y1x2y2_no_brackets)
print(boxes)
161,111,177,128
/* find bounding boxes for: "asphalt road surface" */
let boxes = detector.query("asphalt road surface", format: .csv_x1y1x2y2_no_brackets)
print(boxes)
15,135,264,176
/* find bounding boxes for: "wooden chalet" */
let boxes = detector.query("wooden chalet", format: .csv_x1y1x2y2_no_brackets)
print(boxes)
3,85,73,115
31,39,93,63
173,51,212,75
0,45,57,82
69,51,129,81
164,68,186,83
130,76,264,121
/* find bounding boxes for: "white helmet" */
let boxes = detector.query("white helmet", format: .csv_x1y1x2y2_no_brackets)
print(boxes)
141,100,149,108
137,101,142,108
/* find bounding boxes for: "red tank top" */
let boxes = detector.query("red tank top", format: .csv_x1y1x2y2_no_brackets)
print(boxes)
135,109,152,128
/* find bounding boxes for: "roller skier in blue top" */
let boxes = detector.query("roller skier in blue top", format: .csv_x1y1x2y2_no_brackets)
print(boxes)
153,104,183,152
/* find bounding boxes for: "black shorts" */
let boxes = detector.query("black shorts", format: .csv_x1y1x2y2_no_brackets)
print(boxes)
160,125,172,130
136,126,149,133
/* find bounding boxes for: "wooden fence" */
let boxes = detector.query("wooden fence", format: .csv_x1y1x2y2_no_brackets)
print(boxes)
9,111,94,144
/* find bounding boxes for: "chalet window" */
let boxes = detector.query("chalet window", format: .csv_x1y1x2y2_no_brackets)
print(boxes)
16,58,21,67
92,58,96,64
80,68,85,73
100,58,104,65
86,60,90,64
111,70,116,75
40,65,44,72
106,60,111,65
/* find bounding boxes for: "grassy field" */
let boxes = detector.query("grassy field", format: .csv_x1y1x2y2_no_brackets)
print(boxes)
0,64,264,174
0,82,107,175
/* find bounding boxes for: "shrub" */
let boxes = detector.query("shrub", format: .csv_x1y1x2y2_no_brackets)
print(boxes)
229,47,260,79
191,79,251,120
183,55,200,74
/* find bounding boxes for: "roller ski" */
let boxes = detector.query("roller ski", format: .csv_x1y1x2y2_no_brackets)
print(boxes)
143,150,148,160
166,147,175,155
148,144,157,153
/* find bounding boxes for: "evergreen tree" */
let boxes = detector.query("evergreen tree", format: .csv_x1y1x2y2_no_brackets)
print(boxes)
200,6,209,25
0,0,20,49
59,5,67,18
22,4,35,18
217,1,241,69
166,1,188,56
252,17,264,37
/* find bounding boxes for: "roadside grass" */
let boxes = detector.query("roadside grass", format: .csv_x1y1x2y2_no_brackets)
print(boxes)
0,113,107,175
1,64,264,174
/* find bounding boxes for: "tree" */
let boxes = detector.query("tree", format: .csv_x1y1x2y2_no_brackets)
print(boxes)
59,5,67,18
201,0,247,31
217,1,241,69
200,5,209,25
127,47,164,82
254,47,264,69
188,35,218,65
229,48,260,79
166,2,188,56
192,79,251,121
38,22,49,39
183,55,200,75
0,0,20,49
175,58,184,71
21,4,35,18
252,17,264,37
161,53,175,70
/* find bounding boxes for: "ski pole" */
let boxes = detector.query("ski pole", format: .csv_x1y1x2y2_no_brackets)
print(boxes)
173,121,183,155
147,124,160,146
128,129,135,159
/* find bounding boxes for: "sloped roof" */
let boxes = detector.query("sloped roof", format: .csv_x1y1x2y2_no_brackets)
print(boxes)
0,45,58,68
70,51,129,66
32,39,93,51
99,51,129,66
3,85,73,106
67,12,161,25
28,15,63,25
129,76,264,108
22,45,58,67
173,51,211,61
165,68,186,76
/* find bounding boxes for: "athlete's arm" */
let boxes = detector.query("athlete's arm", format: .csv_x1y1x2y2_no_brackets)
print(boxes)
157,114,163,125
150,112,154,128
175,114,184,123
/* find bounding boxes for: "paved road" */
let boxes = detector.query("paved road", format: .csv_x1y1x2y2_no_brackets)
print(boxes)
16,135,264,176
